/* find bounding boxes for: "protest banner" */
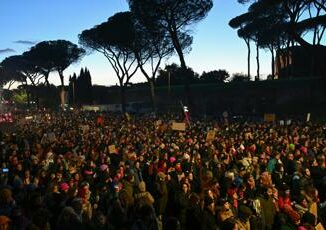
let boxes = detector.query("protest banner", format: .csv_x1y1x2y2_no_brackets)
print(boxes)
172,122,186,131
264,113,276,122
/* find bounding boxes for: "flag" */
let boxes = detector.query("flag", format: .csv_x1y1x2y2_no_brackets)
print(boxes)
125,113,131,121
183,106,190,125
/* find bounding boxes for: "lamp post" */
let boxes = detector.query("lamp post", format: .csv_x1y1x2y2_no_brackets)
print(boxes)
72,80,75,106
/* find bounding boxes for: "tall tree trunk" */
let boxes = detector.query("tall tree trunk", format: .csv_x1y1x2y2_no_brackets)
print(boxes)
286,40,291,78
310,47,315,78
256,43,260,81
245,39,251,79
24,81,31,107
168,27,191,106
45,71,50,87
271,47,275,80
138,62,157,113
120,81,126,113
149,79,156,112
58,70,65,109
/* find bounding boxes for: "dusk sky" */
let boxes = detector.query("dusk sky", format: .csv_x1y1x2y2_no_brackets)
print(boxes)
0,0,272,86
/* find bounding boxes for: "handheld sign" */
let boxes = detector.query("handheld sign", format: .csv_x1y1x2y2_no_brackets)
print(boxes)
316,223,325,230
306,113,311,122
80,125,90,133
206,130,216,142
264,114,276,122
108,145,116,154
172,122,186,131
155,120,162,126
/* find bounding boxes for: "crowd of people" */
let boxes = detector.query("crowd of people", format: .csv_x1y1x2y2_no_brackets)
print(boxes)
0,111,325,230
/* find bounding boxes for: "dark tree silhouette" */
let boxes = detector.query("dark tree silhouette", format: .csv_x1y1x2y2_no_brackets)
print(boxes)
25,40,85,107
1,55,42,105
230,73,250,82
229,13,254,79
131,12,177,112
200,70,230,83
232,0,326,79
1,55,40,87
79,12,139,113
128,0,213,105
0,65,25,89
75,67,92,105
156,63,199,86
236,0,326,47
24,43,56,86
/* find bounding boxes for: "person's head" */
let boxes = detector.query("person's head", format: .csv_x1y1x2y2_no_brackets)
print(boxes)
182,182,190,194
275,163,284,173
238,205,252,221
0,216,11,230
135,161,140,169
221,217,238,230
0,188,13,204
247,175,255,188
188,193,200,206
204,196,215,212
288,153,294,161
275,152,281,160
301,211,316,226
316,154,325,167
297,195,308,208
221,199,231,211
31,208,51,229
304,167,311,177
260,171,272,187
93,210,107,227
51,184,59,193
56,172,62,181
24,170,30,178
16,163,23,171
164,217,181,230
188,172,193,181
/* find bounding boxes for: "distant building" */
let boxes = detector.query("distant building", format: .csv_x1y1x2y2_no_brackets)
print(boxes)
275,45,326,79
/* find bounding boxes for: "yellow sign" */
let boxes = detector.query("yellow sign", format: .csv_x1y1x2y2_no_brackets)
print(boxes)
264,114,276,122
155,120,162,126
108,145,116,154
206,130,216,142
125,113,131,121
316,223,325,230
172,122,186,131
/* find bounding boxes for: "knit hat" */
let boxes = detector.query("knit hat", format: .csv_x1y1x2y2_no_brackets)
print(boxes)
204,196,214,206
100,164,108,171
301,212,316,226
84,170,93,175
238,205,253,220
169,156,176,164
158,172,166,180
60,183,70,192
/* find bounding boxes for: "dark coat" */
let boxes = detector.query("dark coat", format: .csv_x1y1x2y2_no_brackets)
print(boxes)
201,208,217,230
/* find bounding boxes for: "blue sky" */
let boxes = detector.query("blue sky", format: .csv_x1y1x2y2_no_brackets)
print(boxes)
0,0,272,86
